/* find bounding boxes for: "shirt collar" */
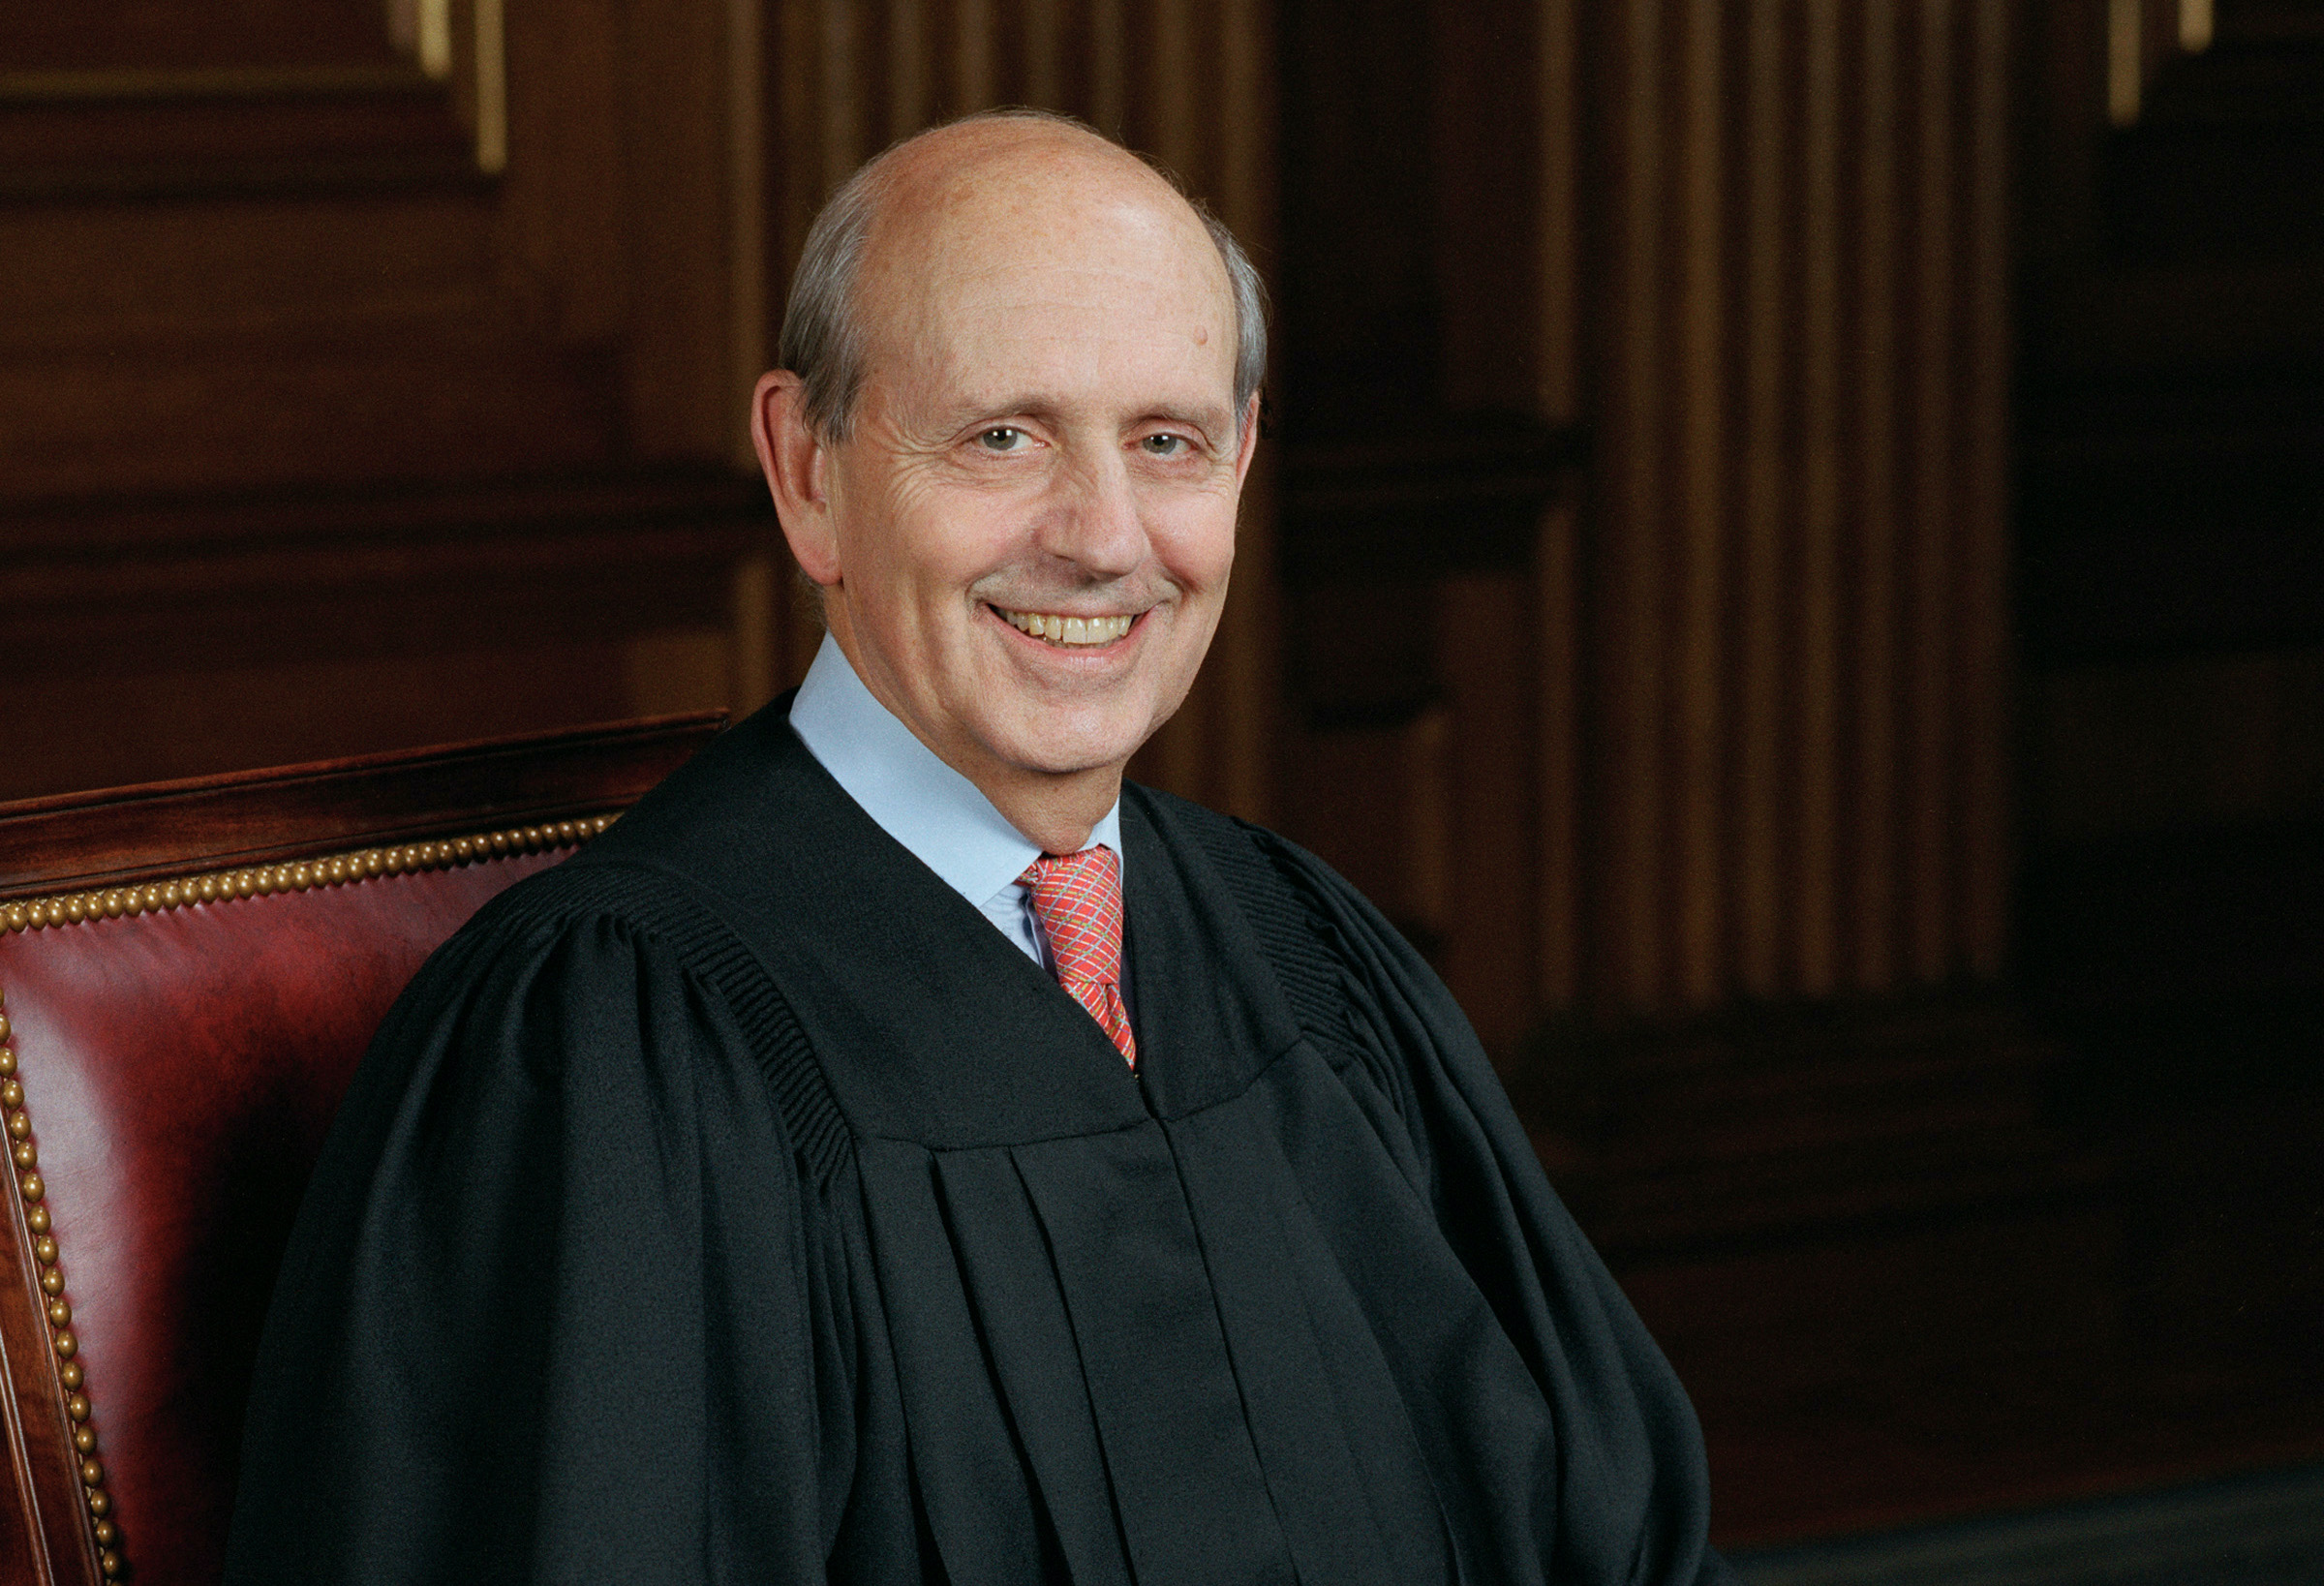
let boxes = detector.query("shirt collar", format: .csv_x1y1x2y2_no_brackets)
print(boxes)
786,632,1124,911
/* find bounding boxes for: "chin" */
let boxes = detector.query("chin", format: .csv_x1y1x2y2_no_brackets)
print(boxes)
987,711,1156,780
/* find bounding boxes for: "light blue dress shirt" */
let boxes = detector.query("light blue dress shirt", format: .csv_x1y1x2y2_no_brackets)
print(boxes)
787,632,1125,974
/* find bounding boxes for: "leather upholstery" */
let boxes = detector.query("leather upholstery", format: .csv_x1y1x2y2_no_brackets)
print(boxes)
0,851,562,1586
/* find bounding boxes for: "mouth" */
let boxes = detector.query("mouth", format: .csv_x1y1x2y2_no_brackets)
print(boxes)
994,606,1139,648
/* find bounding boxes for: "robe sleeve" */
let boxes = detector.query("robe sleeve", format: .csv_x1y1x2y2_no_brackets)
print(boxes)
225,880,848,1585
1255,833,1741,1586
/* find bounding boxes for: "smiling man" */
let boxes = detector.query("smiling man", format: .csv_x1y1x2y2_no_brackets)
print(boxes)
227,112,1736,1586
760,116,1253,865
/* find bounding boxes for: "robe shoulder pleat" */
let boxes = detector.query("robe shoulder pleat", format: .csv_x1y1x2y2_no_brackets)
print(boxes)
226,851,867,1585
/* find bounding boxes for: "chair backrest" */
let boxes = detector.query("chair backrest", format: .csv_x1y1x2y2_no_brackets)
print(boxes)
0,714,724,1586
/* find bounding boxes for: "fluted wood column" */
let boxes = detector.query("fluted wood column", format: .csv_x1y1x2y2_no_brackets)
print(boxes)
763,0,1279,822
1581,0,2012,1014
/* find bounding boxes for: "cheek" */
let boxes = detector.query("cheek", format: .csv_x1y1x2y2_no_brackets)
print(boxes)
838,495,969,612
886,477,1035,590
1149,494,1239,594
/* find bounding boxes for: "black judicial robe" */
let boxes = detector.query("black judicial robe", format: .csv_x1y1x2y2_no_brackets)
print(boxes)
226,699,1737,1586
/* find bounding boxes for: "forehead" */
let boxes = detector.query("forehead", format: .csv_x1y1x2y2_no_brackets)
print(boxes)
853,140,1238,412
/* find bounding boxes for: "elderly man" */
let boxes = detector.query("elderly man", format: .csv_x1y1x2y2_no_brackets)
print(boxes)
228,111,1735,1586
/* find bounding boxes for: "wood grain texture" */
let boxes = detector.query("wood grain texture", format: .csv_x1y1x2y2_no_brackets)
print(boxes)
1582,0,2013,1014
1797,0,1845,999
1734,0,1789,1002
1597,0,1668,1010
1852,0,1901,992
1959,0,2012,980
1672,0,1726,1007
1905,0,1959,985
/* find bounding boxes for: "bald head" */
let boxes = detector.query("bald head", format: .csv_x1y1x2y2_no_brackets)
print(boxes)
780,110,1267,444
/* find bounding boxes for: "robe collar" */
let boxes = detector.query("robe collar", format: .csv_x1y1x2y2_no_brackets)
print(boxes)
607,698,1309,1149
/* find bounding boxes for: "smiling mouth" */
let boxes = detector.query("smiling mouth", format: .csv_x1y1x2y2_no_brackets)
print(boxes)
996,607,1138,647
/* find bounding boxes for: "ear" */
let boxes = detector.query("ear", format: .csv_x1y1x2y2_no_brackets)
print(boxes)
752,370,841,586
1231,391,1262,488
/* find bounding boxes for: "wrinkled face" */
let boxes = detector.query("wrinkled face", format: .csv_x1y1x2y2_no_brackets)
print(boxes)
814,157,1253,795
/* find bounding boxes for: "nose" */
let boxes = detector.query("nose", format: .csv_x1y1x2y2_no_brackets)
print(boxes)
1038,442,1148,578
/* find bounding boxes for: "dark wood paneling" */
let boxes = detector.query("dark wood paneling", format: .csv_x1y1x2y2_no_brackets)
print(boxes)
2016,1,2324,1083
1272,0,2011,1042
0,0,788,798
0,0,764,501
0,4,407,74
0,473,784,803
1276,423,1579,1053
1584,0,2011,1011
0,73,476,200
1277,425,1583,585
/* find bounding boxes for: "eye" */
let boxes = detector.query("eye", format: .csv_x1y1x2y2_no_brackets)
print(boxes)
976,427,1030,452
1139,432,1190,457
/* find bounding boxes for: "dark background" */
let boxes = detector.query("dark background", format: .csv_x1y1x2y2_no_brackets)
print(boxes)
3,0,2319,1549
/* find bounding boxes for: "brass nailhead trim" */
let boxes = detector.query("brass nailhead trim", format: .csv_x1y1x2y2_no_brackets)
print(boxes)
0,812,614,1577
0,996,120,1577
0,813,617,935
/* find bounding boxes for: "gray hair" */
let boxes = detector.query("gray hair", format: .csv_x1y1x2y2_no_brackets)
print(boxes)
779,107,1268,443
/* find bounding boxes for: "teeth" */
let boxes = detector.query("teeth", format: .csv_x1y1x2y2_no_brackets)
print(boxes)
1001,609,1136,647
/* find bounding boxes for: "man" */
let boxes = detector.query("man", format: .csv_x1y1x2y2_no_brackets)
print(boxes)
228,111,1736,1585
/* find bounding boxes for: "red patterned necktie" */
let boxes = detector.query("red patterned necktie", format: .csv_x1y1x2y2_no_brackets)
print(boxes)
1018,845,1138,1069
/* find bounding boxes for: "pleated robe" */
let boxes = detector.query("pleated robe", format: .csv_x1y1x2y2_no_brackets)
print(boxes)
225,700,1735,1586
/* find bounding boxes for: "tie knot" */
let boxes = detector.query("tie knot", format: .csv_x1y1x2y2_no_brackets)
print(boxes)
1018,845,1124,989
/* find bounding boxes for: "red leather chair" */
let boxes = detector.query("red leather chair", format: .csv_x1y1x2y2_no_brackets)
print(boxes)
0,715,722,1586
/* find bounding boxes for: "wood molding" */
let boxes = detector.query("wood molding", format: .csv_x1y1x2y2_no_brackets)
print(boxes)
0,470,788,806
1278,422,1586,586
0,468,771,564
1,471,778,662
0,67,433,100
1515,996,2113,1262
0,714,724,900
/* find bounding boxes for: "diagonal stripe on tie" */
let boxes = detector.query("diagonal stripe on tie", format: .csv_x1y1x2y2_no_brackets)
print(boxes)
1019,845,1138,1069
